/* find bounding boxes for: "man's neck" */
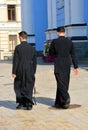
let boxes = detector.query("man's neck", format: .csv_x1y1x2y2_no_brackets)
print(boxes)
21,39,26,42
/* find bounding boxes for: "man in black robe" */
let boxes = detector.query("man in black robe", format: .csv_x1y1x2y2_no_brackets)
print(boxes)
12,31,37,110
49,27,79,109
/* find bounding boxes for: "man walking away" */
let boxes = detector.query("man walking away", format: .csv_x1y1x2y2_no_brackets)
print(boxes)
12,31,37,110
49,27,79,109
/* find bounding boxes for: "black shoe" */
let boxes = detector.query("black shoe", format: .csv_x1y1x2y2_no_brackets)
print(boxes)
23,103,26,107
25,103,33,110
53,104,61,108
16,104,23,109
26,105,32,110
61,98,70,109
62,103,70,109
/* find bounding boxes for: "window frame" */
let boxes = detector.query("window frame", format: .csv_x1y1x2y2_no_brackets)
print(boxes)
9,35,17,51
7,5,16,21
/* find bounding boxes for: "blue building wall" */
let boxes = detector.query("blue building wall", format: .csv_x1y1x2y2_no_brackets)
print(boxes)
33,0,48,51
56,0,65,27
46,0,88,59
84,0,88,38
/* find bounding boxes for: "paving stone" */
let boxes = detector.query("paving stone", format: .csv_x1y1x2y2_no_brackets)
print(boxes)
0,58,88,130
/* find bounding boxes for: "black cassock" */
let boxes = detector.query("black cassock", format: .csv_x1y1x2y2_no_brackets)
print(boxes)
12,41,37,105
49,36,78,106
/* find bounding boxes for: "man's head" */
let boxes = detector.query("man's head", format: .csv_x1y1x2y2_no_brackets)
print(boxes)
19,31,27,42
56,26,65,37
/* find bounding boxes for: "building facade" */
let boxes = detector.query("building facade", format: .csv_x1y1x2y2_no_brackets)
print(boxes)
21,0,47,54
0,0,21,60
46,0,88,59
1,0,86,60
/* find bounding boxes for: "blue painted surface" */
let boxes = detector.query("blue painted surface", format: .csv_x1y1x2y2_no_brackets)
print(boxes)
28,0,88,51
84,0,88,22
56,0,65,27
84,0,88,38
33,0,48,51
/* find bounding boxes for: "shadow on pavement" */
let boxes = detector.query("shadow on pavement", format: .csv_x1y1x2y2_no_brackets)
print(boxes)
36,97,55,106
0,100,16,110
0,99,82,110
49,104,81,110
36,97,81,109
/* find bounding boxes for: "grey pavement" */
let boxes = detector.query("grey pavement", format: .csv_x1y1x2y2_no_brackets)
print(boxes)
0,58,88,130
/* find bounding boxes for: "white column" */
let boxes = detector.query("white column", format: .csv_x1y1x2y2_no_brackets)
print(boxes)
21,0,35,43
64,0,84,25
70,0,84,24
64,0,70,25
51,0,57,28
47,0,52,29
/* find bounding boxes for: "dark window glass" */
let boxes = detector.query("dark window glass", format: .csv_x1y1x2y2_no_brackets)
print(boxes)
8,5,16,21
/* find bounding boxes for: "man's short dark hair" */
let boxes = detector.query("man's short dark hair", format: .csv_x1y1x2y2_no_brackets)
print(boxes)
19,31,28,39
56,26,65,32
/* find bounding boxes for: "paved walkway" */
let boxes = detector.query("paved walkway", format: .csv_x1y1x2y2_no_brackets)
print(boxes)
0,58,88,130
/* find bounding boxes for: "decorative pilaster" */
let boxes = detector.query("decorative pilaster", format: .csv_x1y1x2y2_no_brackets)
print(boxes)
46,0,57,41
21,0,35,44
70,0,84,24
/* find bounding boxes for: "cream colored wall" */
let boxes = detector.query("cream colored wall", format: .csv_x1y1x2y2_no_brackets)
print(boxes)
0,5,7,22
0,0,21,60
0,31,8,52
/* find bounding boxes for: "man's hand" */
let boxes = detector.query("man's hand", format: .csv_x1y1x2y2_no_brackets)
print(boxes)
12,74,16,78
74,68,79,75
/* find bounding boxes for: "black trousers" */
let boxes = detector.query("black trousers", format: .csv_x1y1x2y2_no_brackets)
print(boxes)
54,73,70,106
14,76,35,105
